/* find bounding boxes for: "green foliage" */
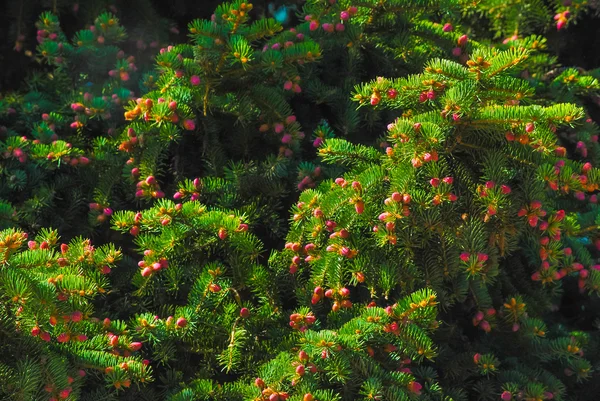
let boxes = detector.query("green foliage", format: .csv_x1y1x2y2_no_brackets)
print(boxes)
0,228,154,399
293,47,600,400
1,0,600,400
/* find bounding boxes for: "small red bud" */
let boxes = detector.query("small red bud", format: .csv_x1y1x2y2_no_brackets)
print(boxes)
129,342,143,351
525,122,534,133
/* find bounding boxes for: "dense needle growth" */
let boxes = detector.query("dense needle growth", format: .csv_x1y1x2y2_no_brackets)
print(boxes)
1,1,600,400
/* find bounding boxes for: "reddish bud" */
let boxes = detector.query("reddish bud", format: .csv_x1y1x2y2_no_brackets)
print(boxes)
355,201,364,214
183,119,196,131
129,342,143,351
525,122,534,133
408,381,422,395
528,216,539,227
71,311,83,322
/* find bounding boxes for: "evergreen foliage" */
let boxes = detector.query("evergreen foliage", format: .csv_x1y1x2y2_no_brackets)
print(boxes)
0,1,600,400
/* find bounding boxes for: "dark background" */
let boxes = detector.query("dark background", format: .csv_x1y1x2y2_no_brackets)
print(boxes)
0,0,280,92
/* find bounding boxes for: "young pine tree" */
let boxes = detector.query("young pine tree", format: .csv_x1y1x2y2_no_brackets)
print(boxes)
280,47,600,400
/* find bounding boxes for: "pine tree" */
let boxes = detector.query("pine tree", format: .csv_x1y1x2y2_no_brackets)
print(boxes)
0,227,154,400
287,47,600,399
1,0,600,400
0,10,163,234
